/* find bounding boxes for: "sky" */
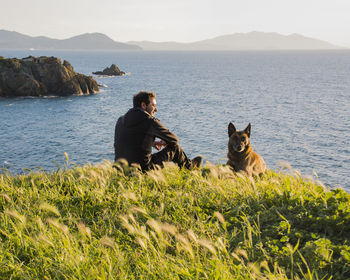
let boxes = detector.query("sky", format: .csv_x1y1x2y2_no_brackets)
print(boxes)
1,0,350,47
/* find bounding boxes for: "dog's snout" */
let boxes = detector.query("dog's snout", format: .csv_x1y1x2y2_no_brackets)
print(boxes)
237,145,244,152
232,142,244,152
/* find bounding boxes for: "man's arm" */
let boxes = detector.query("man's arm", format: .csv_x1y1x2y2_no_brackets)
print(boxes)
149,118,178,146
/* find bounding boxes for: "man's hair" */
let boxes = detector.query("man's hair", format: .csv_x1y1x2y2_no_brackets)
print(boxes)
133,91,156,108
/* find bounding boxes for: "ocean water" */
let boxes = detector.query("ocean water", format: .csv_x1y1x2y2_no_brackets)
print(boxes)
1,50,349,190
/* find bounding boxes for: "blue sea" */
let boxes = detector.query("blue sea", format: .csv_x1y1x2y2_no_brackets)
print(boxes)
1,50,349,190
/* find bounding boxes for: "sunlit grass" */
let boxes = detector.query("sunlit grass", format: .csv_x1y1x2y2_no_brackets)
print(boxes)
1,160,349,279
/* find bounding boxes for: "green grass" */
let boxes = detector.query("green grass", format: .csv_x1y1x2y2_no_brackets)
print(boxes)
1,160,349,279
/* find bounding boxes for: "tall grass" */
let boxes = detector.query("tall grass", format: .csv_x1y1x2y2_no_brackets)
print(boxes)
0,161,349,279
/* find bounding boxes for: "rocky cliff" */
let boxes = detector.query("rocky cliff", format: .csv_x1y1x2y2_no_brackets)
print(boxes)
0,56,99,97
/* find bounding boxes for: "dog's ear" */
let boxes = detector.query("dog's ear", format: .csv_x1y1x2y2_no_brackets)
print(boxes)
228,122,236,137
244,123,251,138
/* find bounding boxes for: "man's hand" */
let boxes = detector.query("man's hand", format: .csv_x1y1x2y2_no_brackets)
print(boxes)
153,140,167,151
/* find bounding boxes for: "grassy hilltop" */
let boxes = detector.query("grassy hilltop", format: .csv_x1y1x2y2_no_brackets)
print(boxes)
0,160,349,280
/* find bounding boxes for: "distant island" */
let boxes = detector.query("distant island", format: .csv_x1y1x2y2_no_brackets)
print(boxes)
93,64,125,76
0,30,345,51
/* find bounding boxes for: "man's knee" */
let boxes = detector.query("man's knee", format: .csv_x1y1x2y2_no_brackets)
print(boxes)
167,143,181,152
167,143,185,157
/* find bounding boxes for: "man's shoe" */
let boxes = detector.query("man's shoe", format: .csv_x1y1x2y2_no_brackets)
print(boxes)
191,156,203,169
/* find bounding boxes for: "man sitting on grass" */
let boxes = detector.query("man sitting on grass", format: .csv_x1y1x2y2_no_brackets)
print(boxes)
114,91,202,171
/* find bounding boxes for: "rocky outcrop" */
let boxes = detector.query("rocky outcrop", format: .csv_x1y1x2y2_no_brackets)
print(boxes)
0,56,99,97
93,64,125,76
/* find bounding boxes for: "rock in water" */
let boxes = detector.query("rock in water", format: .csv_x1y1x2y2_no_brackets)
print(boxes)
0,56,99,97
93,64,125,76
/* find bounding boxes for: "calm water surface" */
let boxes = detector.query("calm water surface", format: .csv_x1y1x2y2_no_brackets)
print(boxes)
1,50,349,190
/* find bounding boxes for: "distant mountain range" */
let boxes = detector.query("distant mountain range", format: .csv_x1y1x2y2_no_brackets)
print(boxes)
0,30,141,50
0,30,344,51
129,32,343,51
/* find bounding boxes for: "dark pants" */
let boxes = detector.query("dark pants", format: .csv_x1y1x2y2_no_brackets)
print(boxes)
150,144,192,170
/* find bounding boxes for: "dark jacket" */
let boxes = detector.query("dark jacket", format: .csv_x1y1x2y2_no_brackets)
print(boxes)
114,107,178,170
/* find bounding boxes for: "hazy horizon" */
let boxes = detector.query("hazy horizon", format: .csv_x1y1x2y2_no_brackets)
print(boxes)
1,0,350,47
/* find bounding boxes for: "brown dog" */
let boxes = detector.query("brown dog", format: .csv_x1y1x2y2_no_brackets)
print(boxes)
227,122,266,176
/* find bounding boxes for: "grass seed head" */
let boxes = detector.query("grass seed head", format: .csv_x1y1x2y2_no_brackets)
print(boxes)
0,193,11,202
198,239,217,255
278,161,292,171
123,192,138,201
77,222,92,239
5,209,26,224
46,218,69,235
136,237,147,250
175,233,190,246
214,211,226,225
119,215,136,234
38,234,55,247
147,169,167,184
40,202,61,217
100,235,115,249
64,152,69,163
147,219,162,235
161,223,178,236
235,248,249,260
130,207,148,216
248,262,261,277
187,229,198,243
128,213,136,224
